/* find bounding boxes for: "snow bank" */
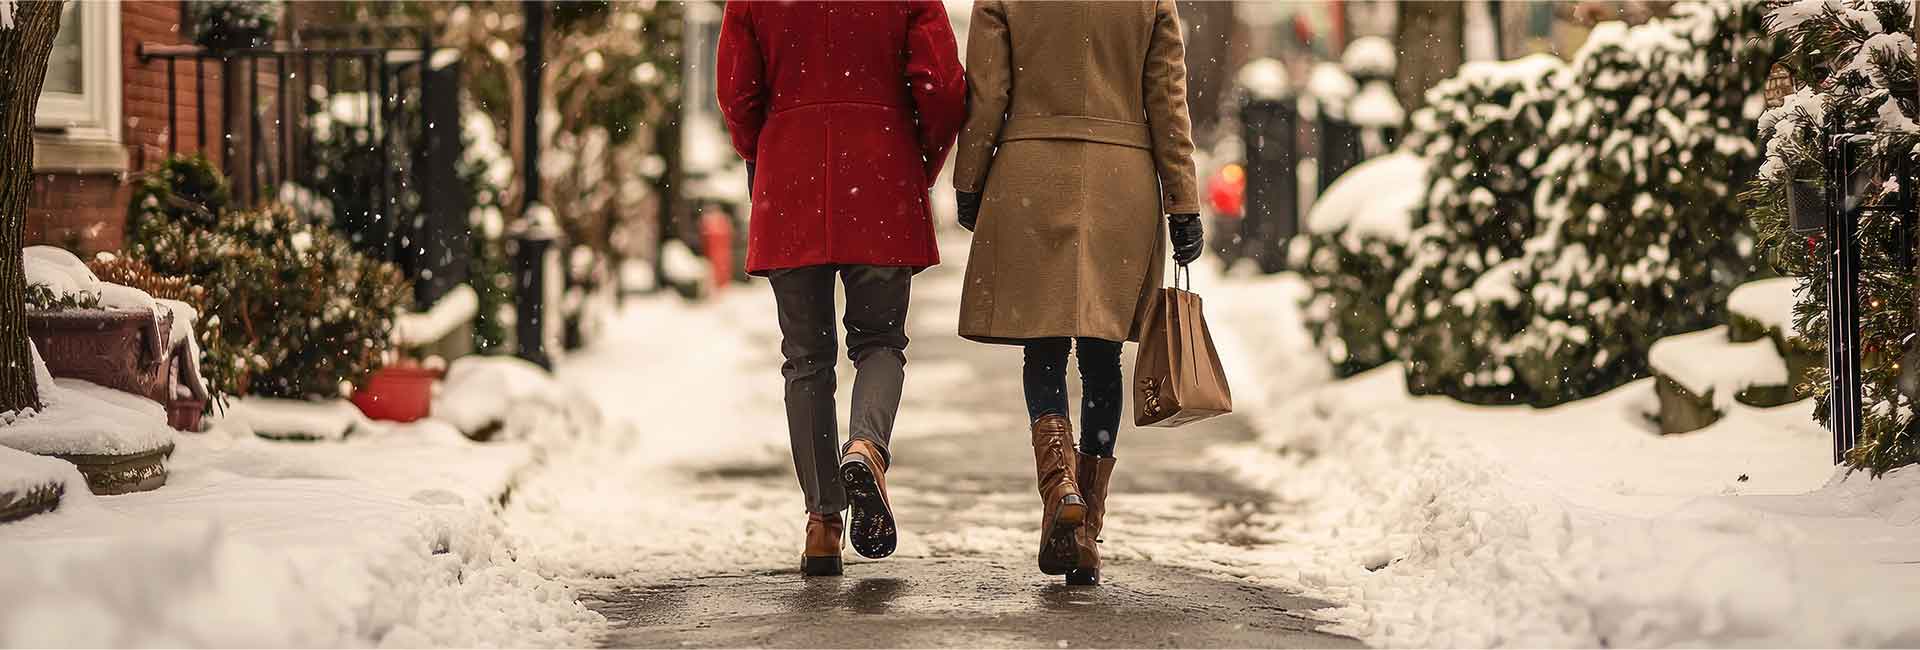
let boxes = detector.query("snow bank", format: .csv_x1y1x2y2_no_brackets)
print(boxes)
224,398,368,441
1207,279,1920,647
436,355,601,443
0,411,599,647
1728,276,1802,338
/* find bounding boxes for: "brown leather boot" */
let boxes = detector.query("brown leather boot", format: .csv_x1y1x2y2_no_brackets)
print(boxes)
1031,414,1086,575
839,438,897,559
802,511,844,576
1067,453,1116,586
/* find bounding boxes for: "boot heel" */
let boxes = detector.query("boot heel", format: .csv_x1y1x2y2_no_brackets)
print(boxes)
1066,568,1100,586
801,555,843,577
1057,494,1087,526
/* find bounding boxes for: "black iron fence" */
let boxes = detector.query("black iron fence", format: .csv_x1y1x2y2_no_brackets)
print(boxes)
137,28,470,309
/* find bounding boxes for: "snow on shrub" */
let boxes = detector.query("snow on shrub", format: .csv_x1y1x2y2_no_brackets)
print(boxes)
1289,153,1426,376
1744,0,1919,473
1503,1,1779,405
128,157,410,400
1386,54,1569,402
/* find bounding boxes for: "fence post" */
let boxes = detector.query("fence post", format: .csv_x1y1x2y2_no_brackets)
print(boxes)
1239,61,1297,274
415,50,470,308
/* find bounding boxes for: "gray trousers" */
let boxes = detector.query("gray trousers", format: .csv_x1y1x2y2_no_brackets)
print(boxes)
769,265,912,514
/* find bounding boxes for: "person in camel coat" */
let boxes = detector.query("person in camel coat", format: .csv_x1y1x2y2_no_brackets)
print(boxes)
951,0,1205,586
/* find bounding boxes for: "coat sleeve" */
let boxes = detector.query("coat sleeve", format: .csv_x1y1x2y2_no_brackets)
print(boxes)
905,1,967,186
1143,0,1200,214
951,0,1011,194
715,1,766,163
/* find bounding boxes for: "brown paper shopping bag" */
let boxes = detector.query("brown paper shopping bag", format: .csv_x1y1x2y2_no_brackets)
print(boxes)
1134,267,1233,428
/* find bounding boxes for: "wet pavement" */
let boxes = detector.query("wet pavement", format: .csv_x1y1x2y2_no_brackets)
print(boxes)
586,256,1361,648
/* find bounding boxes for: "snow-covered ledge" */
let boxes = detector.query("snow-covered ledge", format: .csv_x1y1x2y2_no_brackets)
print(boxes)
395,284,478,349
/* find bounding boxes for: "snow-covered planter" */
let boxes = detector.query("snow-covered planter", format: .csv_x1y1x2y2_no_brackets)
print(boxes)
21,247,206,421
1648,325,1793,433
1,344,175,495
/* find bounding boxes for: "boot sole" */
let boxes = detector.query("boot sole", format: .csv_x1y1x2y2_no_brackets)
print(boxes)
841,457,897,559
1038,494,1086,575
1066,567,1100,586
801,555,843,577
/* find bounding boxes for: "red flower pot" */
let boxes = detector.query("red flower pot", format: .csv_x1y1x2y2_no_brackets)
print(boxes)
168,397,207,432
351,366,441,423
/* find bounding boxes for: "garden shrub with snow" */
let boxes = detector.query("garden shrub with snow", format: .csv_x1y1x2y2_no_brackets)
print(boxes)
1386,54,1568,402
1744,0,1920,473
1289,153,1427,376
129,160,411,400
1504,1,1778,405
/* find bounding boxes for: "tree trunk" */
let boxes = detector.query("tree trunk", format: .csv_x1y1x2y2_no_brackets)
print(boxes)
1393,1,1465,114
0,1,66,413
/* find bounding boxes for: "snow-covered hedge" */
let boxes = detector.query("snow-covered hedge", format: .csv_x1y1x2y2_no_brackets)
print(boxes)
1744,1,1919,473
1387,54,1569,402
1504,1,1777,405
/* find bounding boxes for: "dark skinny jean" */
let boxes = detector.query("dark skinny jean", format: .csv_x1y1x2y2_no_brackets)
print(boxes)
1022,337,1123,458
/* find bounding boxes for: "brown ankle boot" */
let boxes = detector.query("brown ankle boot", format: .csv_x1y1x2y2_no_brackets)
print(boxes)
1031,415,1086,575
802,511,844,576
839,438,897,559
1068,453,1116,586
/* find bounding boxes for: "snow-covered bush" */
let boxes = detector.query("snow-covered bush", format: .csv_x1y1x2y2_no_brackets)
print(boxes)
129,159,409,400
1744,1,1918,473
1289,153,1426,376
1386,55,1569,402
1504,2,1779,405
188,0,281,51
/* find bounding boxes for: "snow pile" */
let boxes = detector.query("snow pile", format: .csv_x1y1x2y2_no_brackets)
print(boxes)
436,355,602,443
1728,276,1803,338
1648,326,1789,407
396,284,480,348
0,445,80,505
224,397,367,441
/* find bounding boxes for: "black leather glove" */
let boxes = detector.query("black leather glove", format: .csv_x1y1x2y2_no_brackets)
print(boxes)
1169,213,1203,265
745,161,756,191
956,190,983,232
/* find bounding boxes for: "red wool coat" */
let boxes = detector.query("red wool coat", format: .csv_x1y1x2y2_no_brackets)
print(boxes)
717,0,967,275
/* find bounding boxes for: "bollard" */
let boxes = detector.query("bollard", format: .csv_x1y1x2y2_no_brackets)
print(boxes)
1240,97,1298,274
510,205,562,370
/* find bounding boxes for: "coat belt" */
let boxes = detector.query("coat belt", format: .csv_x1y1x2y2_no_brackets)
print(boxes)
1000,115,1152,150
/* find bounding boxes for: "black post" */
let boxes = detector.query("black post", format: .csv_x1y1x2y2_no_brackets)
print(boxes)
417,52,470,308
1827,127,1865,464
515,0,554,369
1241,96,1298,274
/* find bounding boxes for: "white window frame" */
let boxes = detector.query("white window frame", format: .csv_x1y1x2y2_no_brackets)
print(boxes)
36,0,121,145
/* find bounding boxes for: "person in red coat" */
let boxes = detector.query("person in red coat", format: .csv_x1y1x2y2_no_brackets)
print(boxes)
716,0,965,578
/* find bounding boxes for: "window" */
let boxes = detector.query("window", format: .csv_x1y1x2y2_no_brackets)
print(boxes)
36,0,120,145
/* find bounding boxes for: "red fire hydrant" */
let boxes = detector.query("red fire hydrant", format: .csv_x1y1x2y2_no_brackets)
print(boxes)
700,208,735,290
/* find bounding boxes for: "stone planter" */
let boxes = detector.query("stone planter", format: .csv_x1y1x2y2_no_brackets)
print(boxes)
27,308,175,404
56,443,174,496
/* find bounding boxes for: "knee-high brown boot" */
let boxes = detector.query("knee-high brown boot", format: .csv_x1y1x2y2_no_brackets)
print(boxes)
1068,453,1116,585
1031,414,1085,575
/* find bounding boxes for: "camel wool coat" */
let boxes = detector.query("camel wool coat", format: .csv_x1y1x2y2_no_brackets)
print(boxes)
952,0,1200,345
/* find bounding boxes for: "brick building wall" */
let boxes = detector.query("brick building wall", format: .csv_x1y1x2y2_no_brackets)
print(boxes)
28,0,219,254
